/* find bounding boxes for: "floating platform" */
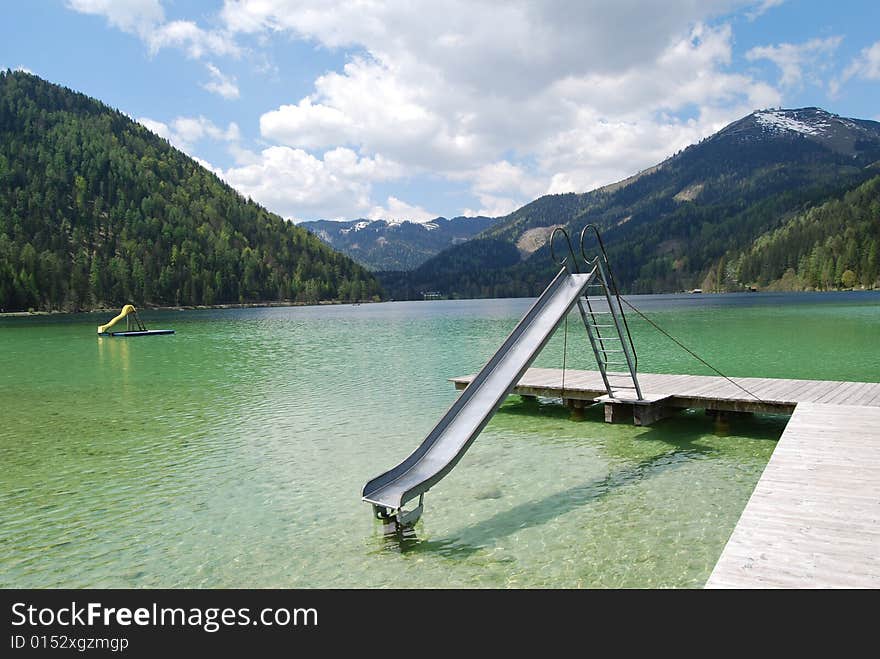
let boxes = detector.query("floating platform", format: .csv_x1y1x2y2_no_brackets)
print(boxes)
451,367,880,588
100,329,175,337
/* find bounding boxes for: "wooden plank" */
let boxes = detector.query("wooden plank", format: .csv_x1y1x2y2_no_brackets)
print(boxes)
802,380,849,403
706,403,880,589
761,378,813,402
454,368,880,409
779,377,832,401
753,378,815,402
830,381,876,405
816,381,859,404
857,383,880,406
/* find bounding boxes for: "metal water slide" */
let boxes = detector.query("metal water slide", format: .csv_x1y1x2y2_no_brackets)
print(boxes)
362,226,641,526
363,273,594,524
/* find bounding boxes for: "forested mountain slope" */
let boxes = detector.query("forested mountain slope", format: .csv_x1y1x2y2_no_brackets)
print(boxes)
737,174,879,290
381,108,880,299
0,71,381,311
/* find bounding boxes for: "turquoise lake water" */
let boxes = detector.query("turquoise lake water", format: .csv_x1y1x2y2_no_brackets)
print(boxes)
1,291,878,587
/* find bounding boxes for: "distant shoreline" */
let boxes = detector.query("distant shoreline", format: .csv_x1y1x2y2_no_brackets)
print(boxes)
0,299,379,318
2,287,877,318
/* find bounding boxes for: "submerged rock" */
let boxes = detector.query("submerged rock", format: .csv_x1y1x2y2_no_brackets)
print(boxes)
474,487,503,500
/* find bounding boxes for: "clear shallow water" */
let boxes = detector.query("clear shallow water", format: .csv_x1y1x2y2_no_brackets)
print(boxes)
1,291,878,588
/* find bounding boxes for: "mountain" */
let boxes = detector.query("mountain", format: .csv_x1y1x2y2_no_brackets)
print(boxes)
0,70,381,312
381,107,880,299
301,215,497,271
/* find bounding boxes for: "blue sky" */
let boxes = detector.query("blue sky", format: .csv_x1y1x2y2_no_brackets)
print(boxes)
2,1,878,222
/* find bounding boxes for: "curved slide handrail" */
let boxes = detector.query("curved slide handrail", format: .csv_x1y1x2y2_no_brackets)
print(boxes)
549,227,579,274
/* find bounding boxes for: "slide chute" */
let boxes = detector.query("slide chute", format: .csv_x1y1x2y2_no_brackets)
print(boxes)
97,305,174,337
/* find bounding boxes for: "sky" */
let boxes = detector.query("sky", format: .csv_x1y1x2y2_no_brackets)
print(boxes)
1,1,879,223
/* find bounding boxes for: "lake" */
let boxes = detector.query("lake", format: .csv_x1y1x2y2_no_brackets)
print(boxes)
1,291,879,587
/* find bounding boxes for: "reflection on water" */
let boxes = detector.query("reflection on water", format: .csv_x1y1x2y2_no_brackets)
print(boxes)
380,521,422,554
96,335,133,384
1,292,878,587
383,401,787,567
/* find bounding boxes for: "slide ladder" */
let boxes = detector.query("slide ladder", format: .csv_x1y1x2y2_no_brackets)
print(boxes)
576,225,643,400
362,226,640,526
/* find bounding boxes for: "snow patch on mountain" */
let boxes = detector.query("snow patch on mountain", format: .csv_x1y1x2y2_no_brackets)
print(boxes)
754,110,829,136
341,220,372,234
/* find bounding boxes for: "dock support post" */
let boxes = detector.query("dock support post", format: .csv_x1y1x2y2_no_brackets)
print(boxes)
633,403,674,427
604,401,633,423
566,398,585,421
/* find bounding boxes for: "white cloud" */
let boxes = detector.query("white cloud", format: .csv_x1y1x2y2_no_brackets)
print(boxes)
368,196,436,223
100,1,819,220
746,36,842,88
220,1,747,83
202,63,239,99
451,160,547,217
852,41,880,80
746,0,786,20
137,115,240,151
53,1,880,225
137,114,412,220
66,0,163,35
259,57,480,169
192,156,224,178
219,2,786,219
174,116,240,144
146,21,240,59
67,0,239,59
137,117,172,140
460,197,521,219
261,98,353,150
834,41,880,94
215,146,411,221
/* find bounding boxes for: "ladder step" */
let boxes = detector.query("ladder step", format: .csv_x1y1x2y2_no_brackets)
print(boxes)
600,349,625,353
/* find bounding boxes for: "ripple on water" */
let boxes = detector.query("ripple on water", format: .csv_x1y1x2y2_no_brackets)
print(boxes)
2,295,877,587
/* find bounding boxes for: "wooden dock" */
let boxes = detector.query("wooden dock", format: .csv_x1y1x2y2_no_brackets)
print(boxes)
707,403,880,588
451,368,880,588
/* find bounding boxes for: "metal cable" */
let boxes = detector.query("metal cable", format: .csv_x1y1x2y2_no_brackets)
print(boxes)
618,297,767,405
